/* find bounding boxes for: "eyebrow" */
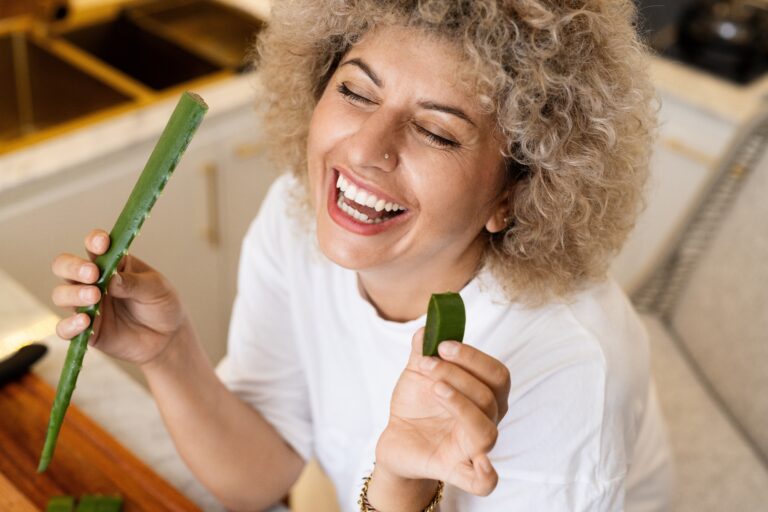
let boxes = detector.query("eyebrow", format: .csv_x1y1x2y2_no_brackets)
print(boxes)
339,57,477,128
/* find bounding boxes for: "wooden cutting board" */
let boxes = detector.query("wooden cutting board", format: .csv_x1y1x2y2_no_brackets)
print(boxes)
0,372,201,511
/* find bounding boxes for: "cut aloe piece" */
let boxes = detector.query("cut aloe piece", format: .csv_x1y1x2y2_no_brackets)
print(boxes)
46,496,75,512
422,292,466,357
74,495,123,512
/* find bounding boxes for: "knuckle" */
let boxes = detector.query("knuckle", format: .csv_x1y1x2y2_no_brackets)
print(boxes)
481,389,497,416
492,364,510,388
477,473,498,496
480,424,498,451
498,403,509,421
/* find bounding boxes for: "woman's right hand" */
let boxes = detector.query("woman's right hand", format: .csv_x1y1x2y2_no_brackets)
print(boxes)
51,228,189,367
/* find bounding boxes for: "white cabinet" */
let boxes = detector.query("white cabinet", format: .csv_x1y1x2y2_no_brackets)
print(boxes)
610,92,738,294
0,106,277,383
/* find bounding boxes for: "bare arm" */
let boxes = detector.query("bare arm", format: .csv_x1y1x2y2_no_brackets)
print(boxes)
140,320,305,511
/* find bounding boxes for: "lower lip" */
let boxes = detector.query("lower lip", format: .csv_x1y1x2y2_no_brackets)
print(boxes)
326,169,410,236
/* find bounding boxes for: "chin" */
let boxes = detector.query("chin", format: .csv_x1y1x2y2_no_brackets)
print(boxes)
315,221,378,271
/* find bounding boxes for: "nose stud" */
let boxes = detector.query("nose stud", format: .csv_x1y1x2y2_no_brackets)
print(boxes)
384,153,389,159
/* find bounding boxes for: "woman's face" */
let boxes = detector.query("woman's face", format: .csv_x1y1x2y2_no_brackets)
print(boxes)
307,24,508,275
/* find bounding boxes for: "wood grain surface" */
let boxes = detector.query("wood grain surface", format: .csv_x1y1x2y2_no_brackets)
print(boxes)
0,372,201,511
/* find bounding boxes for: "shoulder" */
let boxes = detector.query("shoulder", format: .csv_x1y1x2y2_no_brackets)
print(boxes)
474,276,650,416
242,172,315,254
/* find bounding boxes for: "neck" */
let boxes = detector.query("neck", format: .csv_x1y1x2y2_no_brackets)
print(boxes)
357,236,486,323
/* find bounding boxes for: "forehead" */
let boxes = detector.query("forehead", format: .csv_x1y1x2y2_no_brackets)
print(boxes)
341,25,479,107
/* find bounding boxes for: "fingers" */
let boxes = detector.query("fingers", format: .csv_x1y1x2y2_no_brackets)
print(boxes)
84,229,110,261
52,284,101,308
435,341,511,421
410,327,510,422
418,356,499,423
52,253,100,285
433,381,498,455
55,312,92,340
433,381,499,496
106,268,169,303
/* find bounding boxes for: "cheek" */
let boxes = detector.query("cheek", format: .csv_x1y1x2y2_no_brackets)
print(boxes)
306,101,337,200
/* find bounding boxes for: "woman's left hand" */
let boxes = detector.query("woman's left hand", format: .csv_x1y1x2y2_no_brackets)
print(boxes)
374,327,511,498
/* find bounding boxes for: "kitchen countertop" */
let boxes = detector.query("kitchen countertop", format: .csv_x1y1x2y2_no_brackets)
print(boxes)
0,266,288,512
649,54,768,125
0,266,224,510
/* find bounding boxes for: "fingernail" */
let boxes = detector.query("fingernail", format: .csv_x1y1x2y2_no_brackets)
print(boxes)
76,314,88,326
112,273,122,286
434,381,453,398
438,341,459,358
419,357,438,371
79,288,93,301
79,265,92,280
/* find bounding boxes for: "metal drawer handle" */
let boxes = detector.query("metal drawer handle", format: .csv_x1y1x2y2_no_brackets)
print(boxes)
202,163,220,248
234,141,267,160
660,137,717,167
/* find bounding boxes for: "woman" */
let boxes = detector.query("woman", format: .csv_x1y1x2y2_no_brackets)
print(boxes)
51,1,673,510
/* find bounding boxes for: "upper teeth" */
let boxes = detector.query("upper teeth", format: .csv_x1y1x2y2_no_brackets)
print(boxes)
336,174,406,212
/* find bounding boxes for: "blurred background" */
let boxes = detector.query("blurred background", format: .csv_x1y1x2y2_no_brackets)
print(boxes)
0,1,766,511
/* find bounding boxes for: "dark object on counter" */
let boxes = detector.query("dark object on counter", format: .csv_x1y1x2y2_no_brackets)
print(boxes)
635,0,768,85
0,343,47,387
678,0,768,84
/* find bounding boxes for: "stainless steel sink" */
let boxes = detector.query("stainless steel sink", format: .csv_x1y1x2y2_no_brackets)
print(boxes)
131,0,266,72
0,32,131,142
59,11,222,91
0,1,266,151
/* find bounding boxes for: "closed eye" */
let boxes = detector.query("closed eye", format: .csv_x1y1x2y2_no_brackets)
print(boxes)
336,83,459,149
337,83,374,105
413,124,458,149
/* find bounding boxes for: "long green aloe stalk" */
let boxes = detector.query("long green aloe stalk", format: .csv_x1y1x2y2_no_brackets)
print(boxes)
37,92,208,472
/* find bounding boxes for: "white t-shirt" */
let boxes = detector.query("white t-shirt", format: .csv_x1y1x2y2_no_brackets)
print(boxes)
215,174,673,511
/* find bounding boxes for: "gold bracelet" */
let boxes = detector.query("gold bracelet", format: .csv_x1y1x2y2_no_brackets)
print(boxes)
357,471,444,512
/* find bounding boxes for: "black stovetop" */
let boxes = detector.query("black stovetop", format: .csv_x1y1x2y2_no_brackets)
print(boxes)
634,0,768,85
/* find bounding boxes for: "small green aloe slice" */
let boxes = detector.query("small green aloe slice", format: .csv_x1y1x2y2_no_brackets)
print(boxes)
422,292,466,357
74,495,123,512
46,496,75,512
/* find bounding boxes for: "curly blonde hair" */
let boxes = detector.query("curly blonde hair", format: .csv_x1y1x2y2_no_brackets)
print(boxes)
253,0,659,305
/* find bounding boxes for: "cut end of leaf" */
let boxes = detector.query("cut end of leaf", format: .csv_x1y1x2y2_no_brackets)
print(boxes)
422,292,466,357
184,90,209,111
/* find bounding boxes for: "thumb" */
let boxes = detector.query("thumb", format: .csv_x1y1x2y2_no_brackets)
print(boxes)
407,327,426,368
107,270,167,302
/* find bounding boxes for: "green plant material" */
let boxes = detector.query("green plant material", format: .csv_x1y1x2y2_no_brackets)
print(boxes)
74,495,123,512
422,292,466,357
46,496,75,512
37,92,208,473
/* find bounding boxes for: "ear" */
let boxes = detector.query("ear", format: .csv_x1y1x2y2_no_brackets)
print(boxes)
485,190,511,234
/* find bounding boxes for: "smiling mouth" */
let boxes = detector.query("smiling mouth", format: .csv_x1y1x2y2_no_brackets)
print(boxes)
334,171,407,224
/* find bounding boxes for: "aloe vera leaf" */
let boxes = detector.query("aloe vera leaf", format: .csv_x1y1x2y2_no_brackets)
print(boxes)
75,495,123,512
46,496,75,512
37,92,208,473
422,292,466,357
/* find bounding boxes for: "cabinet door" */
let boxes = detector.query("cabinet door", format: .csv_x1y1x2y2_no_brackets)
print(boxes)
215,110,281,340
128,134,226,369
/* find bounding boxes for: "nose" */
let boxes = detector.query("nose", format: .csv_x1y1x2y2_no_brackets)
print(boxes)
345,109,399,171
